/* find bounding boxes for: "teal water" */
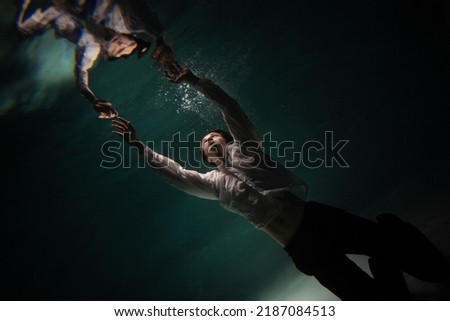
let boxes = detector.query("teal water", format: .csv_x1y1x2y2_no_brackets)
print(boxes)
1,0,450,300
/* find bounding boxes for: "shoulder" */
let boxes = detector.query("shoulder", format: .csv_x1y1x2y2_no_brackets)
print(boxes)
202,169,221,179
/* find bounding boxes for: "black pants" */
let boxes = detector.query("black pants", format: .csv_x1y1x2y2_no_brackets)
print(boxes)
284,201,449,300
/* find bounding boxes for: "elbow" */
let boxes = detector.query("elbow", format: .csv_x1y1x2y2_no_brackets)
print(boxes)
15,26,33,40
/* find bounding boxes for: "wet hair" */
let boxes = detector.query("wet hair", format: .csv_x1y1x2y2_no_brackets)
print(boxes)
201,129,233,166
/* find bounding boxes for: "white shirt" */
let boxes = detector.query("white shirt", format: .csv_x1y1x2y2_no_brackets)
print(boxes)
91,0,164,37
143,78,307,228
16,1,103,103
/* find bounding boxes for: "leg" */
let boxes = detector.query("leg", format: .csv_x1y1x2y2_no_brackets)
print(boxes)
375,213,450,282
298,202,450,296
287,233,398,300
304,202,450,281
286,202,410,300
368,256,410,300
312,253,390,300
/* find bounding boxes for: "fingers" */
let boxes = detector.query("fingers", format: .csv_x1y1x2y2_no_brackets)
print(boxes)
99,114,112,119
113,117,131,127
95,100,113,107
112,123,129,142
94,99,117,119
98,110,118,119
111,120,128,131
106,113,134,141
116,116,130,124
112,130,124,137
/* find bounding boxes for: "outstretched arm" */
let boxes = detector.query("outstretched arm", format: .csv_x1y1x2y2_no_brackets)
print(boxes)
185,72,260,144
152,48,259,143
16,0,60,37
112,117,217,200
75,31,118,119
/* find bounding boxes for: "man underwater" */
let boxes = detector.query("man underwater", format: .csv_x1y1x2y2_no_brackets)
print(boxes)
111,52,450,300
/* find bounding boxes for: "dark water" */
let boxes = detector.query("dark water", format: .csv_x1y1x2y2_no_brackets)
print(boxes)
1,0,449,300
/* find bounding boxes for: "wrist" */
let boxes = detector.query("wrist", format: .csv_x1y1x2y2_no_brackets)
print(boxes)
130,140,145,151
184,70,199,85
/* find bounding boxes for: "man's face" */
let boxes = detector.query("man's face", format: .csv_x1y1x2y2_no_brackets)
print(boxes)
202,132,227,164
107,36,138,58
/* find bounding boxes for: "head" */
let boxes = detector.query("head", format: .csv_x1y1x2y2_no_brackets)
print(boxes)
201,130,233,166
105,35,150,60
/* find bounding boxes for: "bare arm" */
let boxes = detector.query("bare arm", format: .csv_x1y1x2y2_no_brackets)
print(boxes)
75,31,118,118
112,117,217,200
16,0,61,37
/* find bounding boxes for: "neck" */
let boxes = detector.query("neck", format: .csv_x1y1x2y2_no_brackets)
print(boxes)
210,148,228,169
212,157,227,170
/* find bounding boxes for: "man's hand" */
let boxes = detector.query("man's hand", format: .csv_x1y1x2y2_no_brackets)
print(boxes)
94,100,119,119
112,117,143,149
151,43,190,83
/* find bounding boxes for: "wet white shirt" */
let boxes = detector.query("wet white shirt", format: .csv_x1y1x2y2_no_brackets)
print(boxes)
91,0,164,37
143,78,307,228
16,1,104,103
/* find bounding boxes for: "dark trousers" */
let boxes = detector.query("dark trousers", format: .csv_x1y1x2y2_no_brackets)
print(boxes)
284,201,449,300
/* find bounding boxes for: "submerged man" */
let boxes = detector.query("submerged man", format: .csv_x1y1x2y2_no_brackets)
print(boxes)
15,0,159,118
112,61,449,300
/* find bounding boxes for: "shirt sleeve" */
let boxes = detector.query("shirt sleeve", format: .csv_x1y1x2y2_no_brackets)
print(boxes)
142,146,218,200
16,2,61,37
75,31,102,103
194,78,260,143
